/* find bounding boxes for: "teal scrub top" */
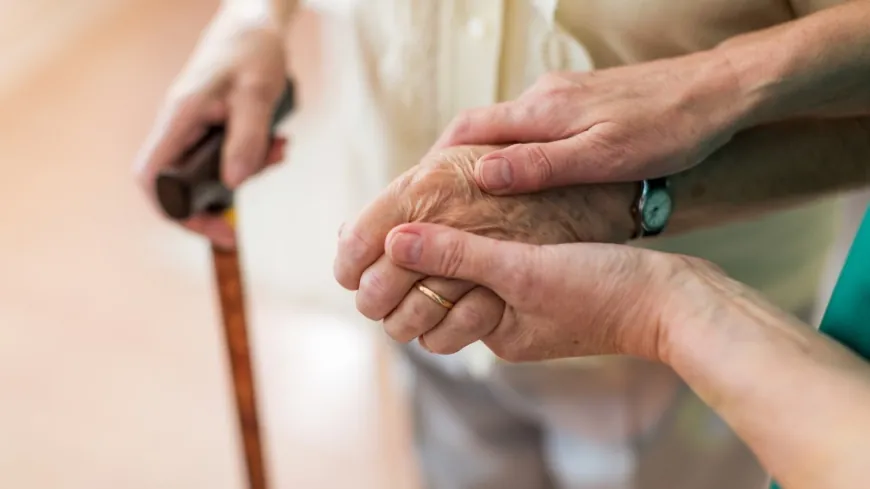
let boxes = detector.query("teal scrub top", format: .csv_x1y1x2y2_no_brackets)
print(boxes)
816,205,870,359
770,204,870,489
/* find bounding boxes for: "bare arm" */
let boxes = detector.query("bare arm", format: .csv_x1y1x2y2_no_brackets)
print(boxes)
337,118,870,320
664,116,870,235
664,0,870,233
436,2,870,230
723,0,870,124
368,216,870,489
479,113,870,239
664,267,870,489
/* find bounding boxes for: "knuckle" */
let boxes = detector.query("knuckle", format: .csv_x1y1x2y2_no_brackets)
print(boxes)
488,341,522,363
390,298,441,342
223,144,249,166
235,74,278,101
423,334,461,355
534,72,571,96
449,110,476,138
586,127,632,168
489,334,534,363
406,160,444,186
382,315,421,343
338,225,373,263
383,325,413,344
438,237,466,277
524,144,556,188
451,304,488,332
333,252,361,291
499,348,524,363
499,250,538,300
354,296,381,320
355,271,389,320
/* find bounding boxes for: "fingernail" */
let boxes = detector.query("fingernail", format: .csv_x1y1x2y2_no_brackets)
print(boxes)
389,231,422,264
479,158,513,190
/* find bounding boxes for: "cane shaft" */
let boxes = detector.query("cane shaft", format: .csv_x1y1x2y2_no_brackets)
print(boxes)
153,81,294,489
212,239,268,489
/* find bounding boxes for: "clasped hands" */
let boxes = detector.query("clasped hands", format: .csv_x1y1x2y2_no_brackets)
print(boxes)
334,144,689,362
335,53,755,362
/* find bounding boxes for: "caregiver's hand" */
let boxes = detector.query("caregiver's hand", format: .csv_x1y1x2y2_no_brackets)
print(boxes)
434,52,751,194
385,221,870,489
383,222,691,361
134,11,288,248
334,145,636,353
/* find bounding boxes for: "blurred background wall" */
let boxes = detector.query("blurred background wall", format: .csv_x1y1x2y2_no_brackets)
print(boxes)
0,1,419,488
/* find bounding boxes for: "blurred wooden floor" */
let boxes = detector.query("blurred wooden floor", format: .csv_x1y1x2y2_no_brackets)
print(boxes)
0,1,418,488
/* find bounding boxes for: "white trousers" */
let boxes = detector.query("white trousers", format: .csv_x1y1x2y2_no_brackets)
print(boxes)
403,343,771,489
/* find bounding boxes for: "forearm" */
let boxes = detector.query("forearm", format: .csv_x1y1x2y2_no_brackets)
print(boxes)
619,2,870,236
456,116,870,242
664,277,870,489
665,116,870,235
719,0,870,125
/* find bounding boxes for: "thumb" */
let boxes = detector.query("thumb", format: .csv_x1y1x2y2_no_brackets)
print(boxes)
474,132,636,194
385,223,529,294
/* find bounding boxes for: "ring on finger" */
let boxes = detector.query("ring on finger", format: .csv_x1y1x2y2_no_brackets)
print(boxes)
415,282,455,310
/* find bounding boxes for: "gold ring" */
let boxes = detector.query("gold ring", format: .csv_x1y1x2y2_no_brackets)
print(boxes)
415,282,455,310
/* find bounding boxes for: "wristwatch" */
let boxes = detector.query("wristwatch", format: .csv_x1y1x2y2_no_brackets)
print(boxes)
631,177,673,239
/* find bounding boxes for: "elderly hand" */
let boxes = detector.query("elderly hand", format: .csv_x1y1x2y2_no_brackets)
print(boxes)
434,51,753,194
134,13,289,248
380,222,701,361
334,145,636,353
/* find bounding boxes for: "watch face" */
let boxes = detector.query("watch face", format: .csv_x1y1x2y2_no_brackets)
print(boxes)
643,190,673,232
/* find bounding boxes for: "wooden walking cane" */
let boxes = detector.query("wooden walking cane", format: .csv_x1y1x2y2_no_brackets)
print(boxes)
153,81,295,489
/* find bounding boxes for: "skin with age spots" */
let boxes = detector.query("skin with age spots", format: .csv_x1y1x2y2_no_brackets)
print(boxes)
339,145,637,355
394,145,637,245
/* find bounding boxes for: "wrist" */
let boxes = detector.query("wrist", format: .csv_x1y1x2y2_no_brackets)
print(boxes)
669,49,762,141
652,256,731,369
608,251,703,362
712,41,785,128
654,257,800,388
592,182,639,243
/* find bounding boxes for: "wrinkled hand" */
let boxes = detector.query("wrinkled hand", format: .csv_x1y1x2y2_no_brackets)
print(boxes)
382,222,694,361
334,145,636,353
434,51,751,194
134,16,289,248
